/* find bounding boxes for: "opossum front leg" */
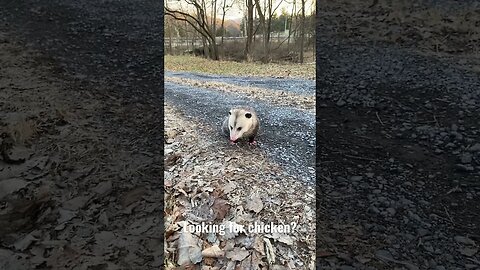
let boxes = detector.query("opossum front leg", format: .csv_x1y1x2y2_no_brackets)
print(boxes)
248,136,256,145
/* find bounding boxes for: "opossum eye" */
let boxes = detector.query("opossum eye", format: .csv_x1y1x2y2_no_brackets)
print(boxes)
228,111,231,115
230,126,233,130
237,127,242,131
245,113,252,118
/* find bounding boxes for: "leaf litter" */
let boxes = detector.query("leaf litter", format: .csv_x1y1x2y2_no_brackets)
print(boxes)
164,104,315,269
0,34,162,267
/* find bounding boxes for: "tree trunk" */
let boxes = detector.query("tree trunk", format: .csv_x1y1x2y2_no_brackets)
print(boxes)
299,0,305,63
221,0,227,45
245,0,254,62
254,0,267,62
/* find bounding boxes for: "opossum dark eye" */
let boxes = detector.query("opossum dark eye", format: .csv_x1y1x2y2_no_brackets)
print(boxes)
230,126,233,130
237,127,242,131
245,113,252,118
228,111,231,115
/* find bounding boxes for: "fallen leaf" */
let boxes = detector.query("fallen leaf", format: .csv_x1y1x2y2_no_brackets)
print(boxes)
459,247,478,257
201,245,224,258
177,226,202,265
165,153,181,167
222,182,236,194
13,233,37,251
0,178,28,200
57,208,77,223
354,255,371,264
275,234,295,246
121,186,146,207
245,193,263,214
253,236,265,255
264,238,276,265
63,195,90,211
212,198,229,221
93,181,112,196
225,247,249,261
263,238,275,265
238,254,252,268
7,146,33,162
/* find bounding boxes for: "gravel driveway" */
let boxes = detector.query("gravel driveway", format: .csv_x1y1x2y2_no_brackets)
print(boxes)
165,76,316,183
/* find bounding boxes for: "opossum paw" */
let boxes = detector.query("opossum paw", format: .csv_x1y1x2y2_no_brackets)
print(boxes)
248,140,257,146
229,140,238,145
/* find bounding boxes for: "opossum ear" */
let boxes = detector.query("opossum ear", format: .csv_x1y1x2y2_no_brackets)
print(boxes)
245,113,252,119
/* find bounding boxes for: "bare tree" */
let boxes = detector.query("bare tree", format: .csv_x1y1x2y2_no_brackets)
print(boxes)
299,0,305,63
220,0,234,45
165,0,220,60
211,0,218,45
244,0,254,61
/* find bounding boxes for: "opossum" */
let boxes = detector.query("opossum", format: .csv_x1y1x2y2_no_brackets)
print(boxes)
222,106,260,144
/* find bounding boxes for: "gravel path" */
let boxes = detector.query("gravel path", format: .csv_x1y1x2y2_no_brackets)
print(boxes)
165,80,316,183
317,7,480,270
166,70,315,96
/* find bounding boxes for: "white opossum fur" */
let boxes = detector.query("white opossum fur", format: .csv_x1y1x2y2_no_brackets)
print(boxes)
222,106,260,143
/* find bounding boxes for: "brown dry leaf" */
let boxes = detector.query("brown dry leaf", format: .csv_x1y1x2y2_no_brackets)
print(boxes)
225,247,249,261
253,236,265,255
7,145,33,162
166,129,179,139
165,153,182,167
93,181,112,196
251,251,267,269
245,193,263,214
121,186,146,207
46,245,80,268
13,232,38,251
238,254,252,269
212,198,230,221
317,250,336,258
177,227,203,265
129,217,157,235
0,196,51,236
0,178,28,200
62,195,90,211
57,208,77,224
201,245,224,258
202,266,220,270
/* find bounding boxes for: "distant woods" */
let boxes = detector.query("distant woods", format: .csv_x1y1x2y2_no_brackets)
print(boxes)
164,0,315,63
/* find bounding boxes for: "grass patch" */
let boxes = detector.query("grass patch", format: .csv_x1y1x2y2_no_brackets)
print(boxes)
165,55,315,80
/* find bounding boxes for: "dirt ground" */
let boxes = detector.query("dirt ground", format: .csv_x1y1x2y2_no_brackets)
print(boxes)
317,0,480,269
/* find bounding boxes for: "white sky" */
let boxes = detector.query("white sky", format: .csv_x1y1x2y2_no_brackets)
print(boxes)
166,0,316,20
